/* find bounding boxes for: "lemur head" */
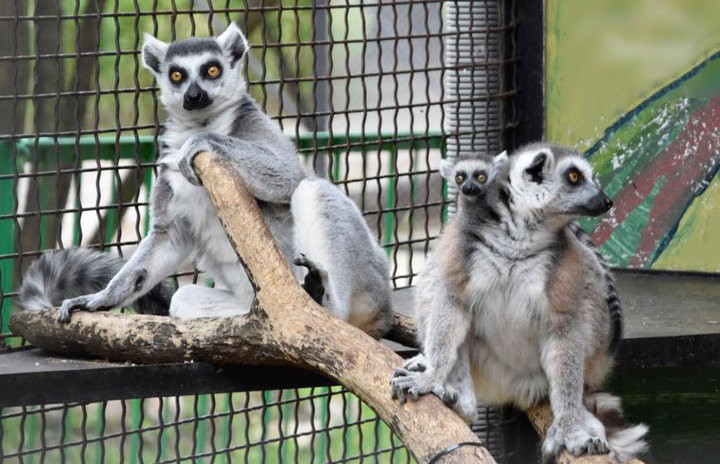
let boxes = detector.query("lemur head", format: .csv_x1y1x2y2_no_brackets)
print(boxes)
142,23,249,115
441,152,506,200
502,143,613,226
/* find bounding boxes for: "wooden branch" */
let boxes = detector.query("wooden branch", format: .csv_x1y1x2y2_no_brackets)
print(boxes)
386,313,418,348
10,152,494,464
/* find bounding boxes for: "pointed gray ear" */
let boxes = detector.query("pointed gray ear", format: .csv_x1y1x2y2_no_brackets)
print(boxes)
142,33,168,74
440,159,455,180
494,150,509,166
217,23,249,64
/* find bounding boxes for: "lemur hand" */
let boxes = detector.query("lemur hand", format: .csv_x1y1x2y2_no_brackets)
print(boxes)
178,134,217,186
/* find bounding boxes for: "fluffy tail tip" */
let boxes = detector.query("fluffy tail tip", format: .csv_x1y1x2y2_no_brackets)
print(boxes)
609,423,649,463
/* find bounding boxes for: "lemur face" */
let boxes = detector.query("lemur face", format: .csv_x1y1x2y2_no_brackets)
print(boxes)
141,23,249,113
507,144,613,221
440,152,506,199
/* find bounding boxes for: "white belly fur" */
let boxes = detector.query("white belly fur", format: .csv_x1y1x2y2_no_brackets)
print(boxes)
467,255,551,408
164,168,255,303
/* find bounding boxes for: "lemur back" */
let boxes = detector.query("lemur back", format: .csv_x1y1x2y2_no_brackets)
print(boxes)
18,24,393,339
392,146,647,462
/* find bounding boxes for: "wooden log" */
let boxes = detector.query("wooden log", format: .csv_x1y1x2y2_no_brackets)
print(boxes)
386,313,418,347
10,152,494,464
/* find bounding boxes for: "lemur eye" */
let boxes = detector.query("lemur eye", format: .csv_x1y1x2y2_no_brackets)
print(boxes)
454,173,466,185
475,171,488,183
567,169,581,185
206,65,222,79
170,70,184,83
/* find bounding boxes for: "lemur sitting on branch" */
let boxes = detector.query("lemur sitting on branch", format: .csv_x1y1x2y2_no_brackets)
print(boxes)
18,24,393,339
392,146,648,462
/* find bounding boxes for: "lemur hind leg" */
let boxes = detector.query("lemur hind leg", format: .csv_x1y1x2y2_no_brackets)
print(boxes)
169,284,250,318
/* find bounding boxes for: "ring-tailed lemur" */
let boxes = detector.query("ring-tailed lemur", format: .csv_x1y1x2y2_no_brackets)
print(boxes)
17,24,393,339
391,145,648,462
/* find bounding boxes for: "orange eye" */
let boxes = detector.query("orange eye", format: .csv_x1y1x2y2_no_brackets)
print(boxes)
475,171,488,183
568,170,580,184
454,173,465,185
170,70,183,83
206,65,221,78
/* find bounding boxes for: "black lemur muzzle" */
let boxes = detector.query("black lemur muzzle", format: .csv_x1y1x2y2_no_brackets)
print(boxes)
461,182,482,196
577,191,614,216
183,82,212,110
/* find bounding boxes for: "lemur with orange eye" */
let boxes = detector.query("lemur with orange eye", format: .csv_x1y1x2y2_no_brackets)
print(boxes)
18,24,393,340
392,145,647,463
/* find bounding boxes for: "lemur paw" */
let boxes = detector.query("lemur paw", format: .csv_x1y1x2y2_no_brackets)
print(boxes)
390,370,452,405
542,414,609,458
293,254,327,305
57,294,101,323
178,135,215,186
402,354,427,373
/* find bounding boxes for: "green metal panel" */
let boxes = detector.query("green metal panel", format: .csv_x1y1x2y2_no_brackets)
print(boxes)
0,142,16,338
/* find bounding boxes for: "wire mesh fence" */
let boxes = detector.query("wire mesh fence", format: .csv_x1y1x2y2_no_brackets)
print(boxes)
0,388,412,464
0,0,523,462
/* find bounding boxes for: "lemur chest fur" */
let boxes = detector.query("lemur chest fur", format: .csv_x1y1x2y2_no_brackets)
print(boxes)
461,244,554,405
156,123,246,290
466,249,550,346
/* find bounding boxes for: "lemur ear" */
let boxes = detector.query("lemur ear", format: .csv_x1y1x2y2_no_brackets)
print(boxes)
142,33,169,74
524,151,550,183
495,150,508,165
217,22,249,65
440,159,455,180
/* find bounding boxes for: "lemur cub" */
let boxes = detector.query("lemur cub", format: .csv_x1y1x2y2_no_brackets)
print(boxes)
18,24,393,339
392,145,647,462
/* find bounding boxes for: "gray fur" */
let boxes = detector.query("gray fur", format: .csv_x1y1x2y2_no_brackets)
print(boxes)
17,248,171,316
27,24,392,338
391,145,647,462
291,178,393,338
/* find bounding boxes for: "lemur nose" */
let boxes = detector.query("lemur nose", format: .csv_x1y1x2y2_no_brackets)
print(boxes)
183,83,211,110
461,184,480,196
187,88,202,102
604,197,613,209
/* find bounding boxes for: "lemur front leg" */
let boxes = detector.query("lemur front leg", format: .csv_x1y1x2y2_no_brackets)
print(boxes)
541,327,609,458
391,294,471,408
58,176,190,323
57,228,189,323
177,133,307,204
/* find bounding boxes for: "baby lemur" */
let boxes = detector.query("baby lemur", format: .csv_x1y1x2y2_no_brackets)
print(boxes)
18,24,393,339
391,146,647,462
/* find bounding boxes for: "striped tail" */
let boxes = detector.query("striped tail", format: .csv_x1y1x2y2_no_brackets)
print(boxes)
17,247,171,316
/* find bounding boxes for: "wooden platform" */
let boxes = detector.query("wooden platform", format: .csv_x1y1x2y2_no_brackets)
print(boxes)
1,270,718,407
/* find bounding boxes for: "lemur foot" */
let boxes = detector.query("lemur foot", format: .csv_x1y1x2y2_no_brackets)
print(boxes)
293,253,326,306
390,369,456,405
542,412,609,458
57,293,109,324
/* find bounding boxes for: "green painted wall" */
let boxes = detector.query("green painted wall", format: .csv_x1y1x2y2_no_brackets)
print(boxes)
546,0,720,272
